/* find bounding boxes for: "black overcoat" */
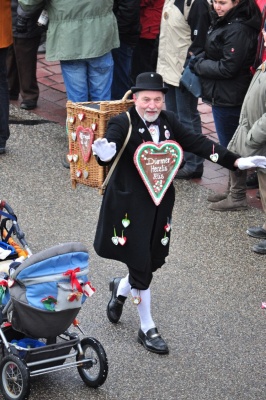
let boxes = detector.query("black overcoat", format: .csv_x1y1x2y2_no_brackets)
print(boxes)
94,106,238,272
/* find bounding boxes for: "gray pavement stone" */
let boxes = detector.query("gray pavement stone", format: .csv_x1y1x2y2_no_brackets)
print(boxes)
0,105,265,400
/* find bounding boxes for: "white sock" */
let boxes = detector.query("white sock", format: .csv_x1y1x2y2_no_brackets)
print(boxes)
117,274,131,298
131,288,155,334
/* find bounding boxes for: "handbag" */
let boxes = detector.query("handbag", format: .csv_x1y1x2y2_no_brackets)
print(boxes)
99,111,132,195
180,63,202,98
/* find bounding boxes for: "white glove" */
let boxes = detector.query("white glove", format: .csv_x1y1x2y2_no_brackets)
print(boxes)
91,138,116,162
237,155,266,170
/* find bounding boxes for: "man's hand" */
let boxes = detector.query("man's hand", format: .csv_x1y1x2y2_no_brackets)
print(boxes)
236,156,266,170
92,138,116,162
16,15,29,33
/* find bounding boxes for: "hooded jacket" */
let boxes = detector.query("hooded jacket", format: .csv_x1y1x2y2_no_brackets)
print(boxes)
193,2,261,106
228,62,266,173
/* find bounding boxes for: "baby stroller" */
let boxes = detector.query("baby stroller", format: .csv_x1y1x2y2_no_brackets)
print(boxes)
0,200,108,400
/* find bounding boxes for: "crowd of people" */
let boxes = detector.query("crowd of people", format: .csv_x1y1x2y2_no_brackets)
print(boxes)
1,0,266,354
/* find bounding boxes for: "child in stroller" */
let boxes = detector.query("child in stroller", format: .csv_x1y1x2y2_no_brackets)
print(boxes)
0,200,108,400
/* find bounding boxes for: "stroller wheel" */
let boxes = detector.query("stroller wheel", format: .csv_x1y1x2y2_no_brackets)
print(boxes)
77,337,108,388
0,354,30,400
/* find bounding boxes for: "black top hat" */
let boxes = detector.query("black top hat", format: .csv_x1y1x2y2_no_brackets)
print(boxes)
131,72,168,94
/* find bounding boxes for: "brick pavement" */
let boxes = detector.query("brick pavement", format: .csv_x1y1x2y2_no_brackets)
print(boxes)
9,53,262,210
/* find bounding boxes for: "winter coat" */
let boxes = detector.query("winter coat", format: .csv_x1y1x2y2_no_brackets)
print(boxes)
193,2,261,106
94,106,239,271
0,0,12,48
113,0,141,48
157,0,211,87
18,0,119,62
228,62,266,173
140,0,164,40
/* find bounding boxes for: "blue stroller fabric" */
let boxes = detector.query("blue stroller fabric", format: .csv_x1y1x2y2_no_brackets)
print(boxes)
8,242,90,338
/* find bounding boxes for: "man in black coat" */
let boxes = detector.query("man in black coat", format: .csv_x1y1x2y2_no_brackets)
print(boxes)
92,72,266,355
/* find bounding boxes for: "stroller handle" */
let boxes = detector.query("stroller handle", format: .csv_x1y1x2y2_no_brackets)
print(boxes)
0,200,32,256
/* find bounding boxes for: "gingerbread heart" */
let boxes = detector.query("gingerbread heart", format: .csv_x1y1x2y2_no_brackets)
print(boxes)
67,154,73,162
161,237,169,246
78,113,85,121
71,132,77,141
118,236,127,246
76,126,94,163
112,236,119,245
83,170,89,179
69,116,75,124
122,219,130,228
73,154,78,162
210,153,219,163
134,140,183,206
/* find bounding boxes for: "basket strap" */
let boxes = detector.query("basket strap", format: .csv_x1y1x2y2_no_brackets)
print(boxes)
100,111,132,193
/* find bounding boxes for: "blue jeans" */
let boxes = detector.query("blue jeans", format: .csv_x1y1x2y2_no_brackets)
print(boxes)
60,52,114,102
111,41,133,100
212,105,241,148
0,47,10,148
165,84,204,172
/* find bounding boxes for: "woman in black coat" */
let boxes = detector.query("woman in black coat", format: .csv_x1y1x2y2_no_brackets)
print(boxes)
191,0,261,147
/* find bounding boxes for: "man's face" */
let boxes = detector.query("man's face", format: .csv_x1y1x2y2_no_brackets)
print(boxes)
134,91,164,122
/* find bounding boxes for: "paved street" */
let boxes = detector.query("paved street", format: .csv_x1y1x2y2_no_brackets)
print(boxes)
0,105,265,399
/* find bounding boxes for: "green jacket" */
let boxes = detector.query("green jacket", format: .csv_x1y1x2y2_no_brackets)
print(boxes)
228,62,266,173
18,0,119,61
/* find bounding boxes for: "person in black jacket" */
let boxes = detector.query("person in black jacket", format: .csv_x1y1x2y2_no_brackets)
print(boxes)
92,72,266,355
191,0,261,148
6,0,44,110
111,0,140,100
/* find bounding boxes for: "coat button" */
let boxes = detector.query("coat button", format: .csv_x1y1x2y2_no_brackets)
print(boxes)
164,11,169,19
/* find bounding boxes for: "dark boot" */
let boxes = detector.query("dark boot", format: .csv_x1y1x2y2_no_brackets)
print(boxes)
209,170,248,211
207,175,230,202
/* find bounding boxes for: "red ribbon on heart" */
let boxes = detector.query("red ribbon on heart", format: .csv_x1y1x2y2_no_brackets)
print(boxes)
63,267,83,293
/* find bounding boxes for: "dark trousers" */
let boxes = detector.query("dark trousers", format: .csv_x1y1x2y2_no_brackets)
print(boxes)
111,41,133,100
131,38,158,84
7,36,41,103
0,47,10,148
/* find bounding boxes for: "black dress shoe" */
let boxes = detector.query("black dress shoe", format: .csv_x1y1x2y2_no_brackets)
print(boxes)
106,277,126,323
246,171,259,189
0,147,6,154
252,240,266,254
246,226,266,239
175,167,203,180
137,327,169,354
20,101,37,110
